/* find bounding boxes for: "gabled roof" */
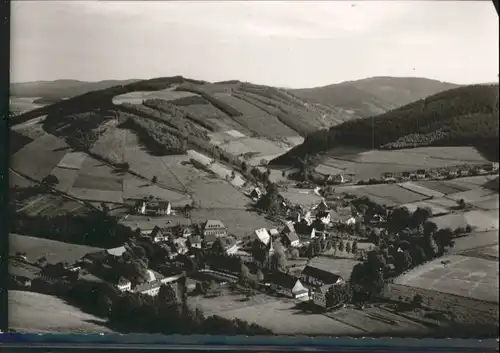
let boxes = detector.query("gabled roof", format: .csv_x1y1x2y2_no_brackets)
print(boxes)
269,229,279,236
133,279,163,293
254,228,271,245
301,265,342,285
106,246,127,257
281,221,296,235
269,271,301,289
204,219,226,229
315,200,328,210
150,226,164,238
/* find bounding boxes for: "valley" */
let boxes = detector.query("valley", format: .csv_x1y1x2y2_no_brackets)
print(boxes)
8,76,499,338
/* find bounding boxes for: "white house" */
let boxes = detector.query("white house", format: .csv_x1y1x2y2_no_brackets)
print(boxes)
148,226,167,243
254,228,271,246
317,211,331,225
116,277,132,292
345,217,356,226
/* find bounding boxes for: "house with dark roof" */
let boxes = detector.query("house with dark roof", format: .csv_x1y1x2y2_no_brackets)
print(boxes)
250,187,262,200
300,265,343,288
146,226,168,243
312,284,331,308
268,272,309,299
202,220,227,238
280,222,300,248
314,200,329,213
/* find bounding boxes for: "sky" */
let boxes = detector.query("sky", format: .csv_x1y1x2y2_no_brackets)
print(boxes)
10,1,499,88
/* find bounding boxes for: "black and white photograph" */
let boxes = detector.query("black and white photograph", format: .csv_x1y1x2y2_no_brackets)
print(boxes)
8,0,499,338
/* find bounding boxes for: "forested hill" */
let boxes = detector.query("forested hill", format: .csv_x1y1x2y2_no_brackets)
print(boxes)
273,84,500,164
290,77,459,118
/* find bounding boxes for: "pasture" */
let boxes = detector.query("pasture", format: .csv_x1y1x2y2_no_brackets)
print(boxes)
393,254,499,304
69,187,124,204
190,209,276,239
446,187,498,203
11,134,70,181
10,233,102,265
16,194,91,217
123,176,190,206
326,306,426,334
9,97,43,114
431,210,499,232
119,214,192,231
471,194,500,210
320,146,488,180
190,179,249,209
333,184,426,207
280,188,323,207
216,299,364,335
452,230,499,253
72,174,122,191
415,180,470,195
400,201,450,217
460,244,499,261
56,152,88,170
162,155,205,188
47,167,79,193
125,146,186,192
9,290,113,333
213,93,299,138
398,182,445,198
112,90,198,105
9,170,36,188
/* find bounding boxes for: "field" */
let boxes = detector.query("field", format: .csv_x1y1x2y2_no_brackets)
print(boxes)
213,93,299,139
187,149,213,166
162,155,205,187
112,90,198,105
190,292,363,335
123,176,190,206
56,152,88,170
10,97,43,114
217,299,364,335
415,180,470,195
16,194,92,217
307,256,361,280
431,210,499,232
207,162,246,188
451,230,499,253
190,209,276,238
9,290,113,333
393,255,498,303
280,188,323,207
320,146,488,180
400,201,450,217
398,182,445,198
190,178,250,209
446,187,498,203
9,170,36,188
326,306,427,334
119,214,192,231
69,188,124,204
460,244,499,261
49,167,81,192
11,134,71,181
10,233,103,265
333,184,427,207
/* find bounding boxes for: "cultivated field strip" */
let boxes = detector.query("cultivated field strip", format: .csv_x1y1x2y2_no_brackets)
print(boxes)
394,255,499,304
56,152,88,170
398,182,445,198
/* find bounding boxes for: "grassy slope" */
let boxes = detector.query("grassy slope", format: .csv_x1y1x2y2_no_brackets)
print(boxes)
9,290,113,333
274,84,499,164
9,233,102,265
290,77,459,119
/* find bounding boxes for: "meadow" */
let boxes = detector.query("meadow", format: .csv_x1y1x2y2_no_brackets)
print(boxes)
10,233,102,265
9,290,113,333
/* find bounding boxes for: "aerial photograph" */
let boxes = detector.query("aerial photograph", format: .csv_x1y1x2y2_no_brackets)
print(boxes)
8,1,499,338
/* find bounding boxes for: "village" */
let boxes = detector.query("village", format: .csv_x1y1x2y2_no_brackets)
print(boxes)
10,155,499,335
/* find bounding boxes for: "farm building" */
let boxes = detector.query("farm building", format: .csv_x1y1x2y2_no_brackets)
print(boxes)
203,233,218,247
316,211,331,225
202,220,227,238
133,200,172,216
312,285,331,308
132,273,184,296
106,246,127,257
268,272,309,299
300,265,344,288
326,174,345,185
280,222,299,245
